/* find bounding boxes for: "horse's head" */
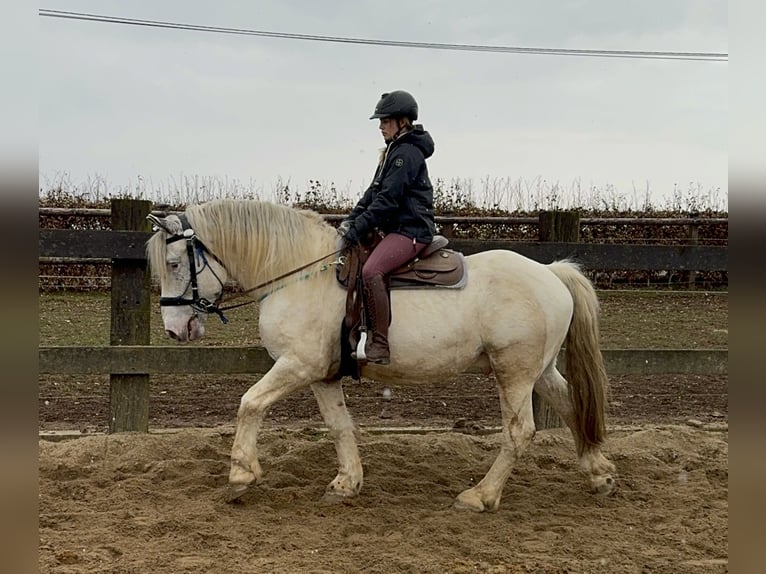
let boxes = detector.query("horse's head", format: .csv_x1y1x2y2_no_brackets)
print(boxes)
146,213,229,342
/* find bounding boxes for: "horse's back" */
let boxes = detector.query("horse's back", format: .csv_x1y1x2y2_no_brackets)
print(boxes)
389,248,571,327
465,249,572,304
376,249,573,382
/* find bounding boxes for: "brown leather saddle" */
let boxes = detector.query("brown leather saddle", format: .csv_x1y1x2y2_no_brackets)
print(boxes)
336,234,467,291
333,234,467,380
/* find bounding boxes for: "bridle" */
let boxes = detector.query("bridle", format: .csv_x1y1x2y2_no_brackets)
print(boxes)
157,215,342,324
159,218,230,323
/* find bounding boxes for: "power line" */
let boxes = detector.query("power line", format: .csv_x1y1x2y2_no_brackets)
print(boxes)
39,9,727,62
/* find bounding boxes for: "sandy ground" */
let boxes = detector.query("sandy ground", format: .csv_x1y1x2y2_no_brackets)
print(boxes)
39,424,727,574
39,291,728,572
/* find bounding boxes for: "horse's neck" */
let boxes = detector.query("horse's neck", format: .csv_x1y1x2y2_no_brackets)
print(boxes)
228,219,337,293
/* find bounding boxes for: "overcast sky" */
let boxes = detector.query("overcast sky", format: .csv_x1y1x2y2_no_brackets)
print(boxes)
39,1,728,209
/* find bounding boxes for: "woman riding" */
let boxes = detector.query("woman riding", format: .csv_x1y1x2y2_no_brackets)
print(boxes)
339,90,436,364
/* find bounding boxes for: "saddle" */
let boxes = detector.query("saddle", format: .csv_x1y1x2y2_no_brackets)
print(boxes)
333,234,467,380
336,234,467,291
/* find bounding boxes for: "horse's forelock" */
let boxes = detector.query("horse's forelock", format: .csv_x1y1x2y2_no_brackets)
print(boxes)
146,230,170,283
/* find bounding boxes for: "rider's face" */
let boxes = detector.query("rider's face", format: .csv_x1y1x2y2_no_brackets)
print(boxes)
379,117,401,143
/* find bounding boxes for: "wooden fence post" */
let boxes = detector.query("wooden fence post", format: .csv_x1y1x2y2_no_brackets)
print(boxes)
533,210,581,430
538,210,581,242
109,199,152,433
683,221,699,289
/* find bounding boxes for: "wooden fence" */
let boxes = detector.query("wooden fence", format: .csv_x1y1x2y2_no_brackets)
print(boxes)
38,200,728,432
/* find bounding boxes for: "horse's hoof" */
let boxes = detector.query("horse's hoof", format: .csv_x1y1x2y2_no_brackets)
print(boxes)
229,458,257,482
225,483,250,504
453,491,486,512
453,499,485,512
591,475,617,496
320,491,348,505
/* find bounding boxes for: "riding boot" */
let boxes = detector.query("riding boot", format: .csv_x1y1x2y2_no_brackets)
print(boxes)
363,274,391,365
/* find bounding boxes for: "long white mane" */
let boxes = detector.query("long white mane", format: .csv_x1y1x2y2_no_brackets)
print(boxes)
148,200,337,290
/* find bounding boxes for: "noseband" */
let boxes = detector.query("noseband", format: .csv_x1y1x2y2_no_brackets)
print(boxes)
159,216,229,323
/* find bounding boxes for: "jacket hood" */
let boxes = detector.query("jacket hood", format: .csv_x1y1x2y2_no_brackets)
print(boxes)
396,124,434,159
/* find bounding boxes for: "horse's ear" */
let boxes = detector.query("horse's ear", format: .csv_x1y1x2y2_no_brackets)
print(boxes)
147,214,182,235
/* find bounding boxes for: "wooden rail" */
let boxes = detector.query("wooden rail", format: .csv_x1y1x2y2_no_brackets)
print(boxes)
39,230,727,271
38,206,729,227
39,346,728,377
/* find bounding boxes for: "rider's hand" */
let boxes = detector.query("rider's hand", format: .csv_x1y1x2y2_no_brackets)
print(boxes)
339,220,361,245
343,223,360,245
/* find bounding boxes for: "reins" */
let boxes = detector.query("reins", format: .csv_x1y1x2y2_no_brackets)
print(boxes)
216,247,343,310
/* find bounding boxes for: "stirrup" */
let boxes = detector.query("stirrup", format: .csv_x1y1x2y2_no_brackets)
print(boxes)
354,332,368,361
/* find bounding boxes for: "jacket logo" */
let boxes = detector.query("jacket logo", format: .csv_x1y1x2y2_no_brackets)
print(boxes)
394,158,404,167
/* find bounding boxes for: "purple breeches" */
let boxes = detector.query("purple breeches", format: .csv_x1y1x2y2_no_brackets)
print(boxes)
362,233,428,282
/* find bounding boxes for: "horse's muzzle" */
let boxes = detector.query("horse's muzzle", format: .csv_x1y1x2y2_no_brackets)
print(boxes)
165,315,205,342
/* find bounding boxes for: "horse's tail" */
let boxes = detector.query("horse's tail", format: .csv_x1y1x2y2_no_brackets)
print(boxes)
547,260,609,454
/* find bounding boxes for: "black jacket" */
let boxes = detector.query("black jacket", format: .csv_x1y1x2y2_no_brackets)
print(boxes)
346,125,436,244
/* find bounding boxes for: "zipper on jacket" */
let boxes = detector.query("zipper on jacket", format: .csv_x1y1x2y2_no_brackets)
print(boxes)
373,143,393,187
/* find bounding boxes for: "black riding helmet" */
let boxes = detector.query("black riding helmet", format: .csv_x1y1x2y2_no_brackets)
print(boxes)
369,90,418,121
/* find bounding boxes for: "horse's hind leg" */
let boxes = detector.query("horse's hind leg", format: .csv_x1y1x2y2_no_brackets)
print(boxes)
311,381,363,499
454,360,537,512
534,365,616,495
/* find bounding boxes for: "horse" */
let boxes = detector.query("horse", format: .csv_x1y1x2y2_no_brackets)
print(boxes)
146,199,616,511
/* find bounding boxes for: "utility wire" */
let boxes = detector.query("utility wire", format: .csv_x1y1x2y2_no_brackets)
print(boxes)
39,9,727,62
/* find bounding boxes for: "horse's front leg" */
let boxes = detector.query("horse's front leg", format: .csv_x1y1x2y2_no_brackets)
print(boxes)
227,357,312,501
311,380,363,500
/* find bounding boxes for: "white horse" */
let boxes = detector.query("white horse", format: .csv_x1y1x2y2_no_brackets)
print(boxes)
147,199,615,511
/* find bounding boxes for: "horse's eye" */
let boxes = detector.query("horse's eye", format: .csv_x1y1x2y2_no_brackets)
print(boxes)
169,262,180,272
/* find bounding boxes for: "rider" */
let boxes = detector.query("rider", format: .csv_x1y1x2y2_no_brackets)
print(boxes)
339,90,436,364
